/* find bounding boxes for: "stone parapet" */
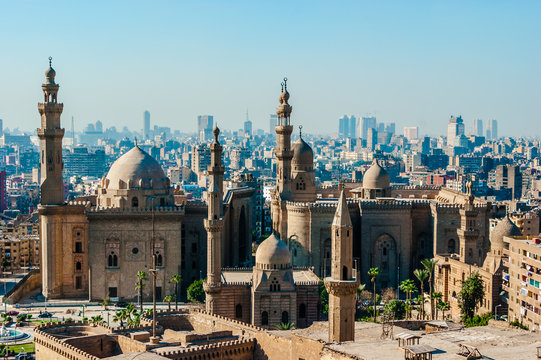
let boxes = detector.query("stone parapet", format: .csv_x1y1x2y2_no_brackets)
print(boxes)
157,338,255,360
324,278,359,296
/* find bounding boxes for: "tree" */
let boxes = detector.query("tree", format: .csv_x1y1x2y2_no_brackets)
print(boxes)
135,271,147,313
170,274,182,310
459,272,485,321
187,279,205,303
275,322,295,330
421,258,437,320
102,295,111,311
113,310,128,327
437,301,450,320
164,295,174,311
368,267,380,322
320,280,329,315
399,279,417,319
413,268,429,319
384,299,406,320
431,292,443,319
90,315,104,326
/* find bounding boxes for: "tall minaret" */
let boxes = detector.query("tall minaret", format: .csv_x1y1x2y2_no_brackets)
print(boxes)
457,181,482,265
325,190,359,342
274,78,293,200
203,125,224,313
37,57,65,205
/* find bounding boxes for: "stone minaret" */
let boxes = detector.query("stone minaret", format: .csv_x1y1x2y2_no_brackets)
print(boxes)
457,181,482,265
37,57,65,205
274,78,293,200
325,190,359,342
203,126,224,313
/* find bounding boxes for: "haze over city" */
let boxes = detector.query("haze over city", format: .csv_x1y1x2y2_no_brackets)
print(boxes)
1,0,540,137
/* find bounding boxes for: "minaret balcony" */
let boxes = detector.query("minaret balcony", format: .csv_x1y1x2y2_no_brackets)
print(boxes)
324,277,360,296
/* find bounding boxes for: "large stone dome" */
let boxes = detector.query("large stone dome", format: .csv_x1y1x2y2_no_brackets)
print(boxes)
363,160,390,189
292,138,313,167
105,146,169,190
491,216,521,250
255,234,291,269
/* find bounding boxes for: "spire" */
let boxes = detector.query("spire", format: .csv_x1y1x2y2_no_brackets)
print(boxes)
276,77,292,123
45,56,56,85
299,125,303,139
333,190,352,227
213,124,220,144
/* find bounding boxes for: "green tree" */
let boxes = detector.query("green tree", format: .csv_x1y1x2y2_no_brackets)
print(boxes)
319,280,329,315
437,301,450,320
113,310,128,327
384,299,406,320
413,268,429,319
135,271,147,313
102,295,111,311
187,279,206,303
164,295,174,311
421,258,437,320
431,292,443,319
368,267,380,322
90,315,104,326
399,279,417,319
459,272,485,321
170,274,183,310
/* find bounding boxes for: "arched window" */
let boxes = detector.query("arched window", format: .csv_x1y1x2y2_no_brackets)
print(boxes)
76,261,82,271
132,197,139,207
156,254,163,267
235,304,242,319
281,311,289,324
113,254,118,267
299,303,306,318
448,239,456,254
108,254,113,267
261,311,268,325
342,266,348,280
160,198,165,207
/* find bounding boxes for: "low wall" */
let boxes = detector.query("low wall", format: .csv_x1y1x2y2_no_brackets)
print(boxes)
4,269,41,304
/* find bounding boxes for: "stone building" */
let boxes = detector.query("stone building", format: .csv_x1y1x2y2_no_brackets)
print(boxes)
37,61,254,301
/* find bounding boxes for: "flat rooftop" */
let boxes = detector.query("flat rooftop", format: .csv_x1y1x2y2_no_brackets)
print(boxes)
291,321,541,360
221,268,320,285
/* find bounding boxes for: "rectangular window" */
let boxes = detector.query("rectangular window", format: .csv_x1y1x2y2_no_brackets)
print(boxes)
75,242,83,253
75,276,82,290
108,287,118,297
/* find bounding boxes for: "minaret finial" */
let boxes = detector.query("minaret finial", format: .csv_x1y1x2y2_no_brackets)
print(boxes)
283,77,288,91
281,82,284,93
299,125,303,139
134,137,138,147
49,56,52,67
213,123,220,143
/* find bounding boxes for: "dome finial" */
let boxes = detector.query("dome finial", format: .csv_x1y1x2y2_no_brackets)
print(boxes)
299,125,303,139
49,56,52,67
213,123,220,143
134,137,138,147
45,56,56,84
283,77,288,91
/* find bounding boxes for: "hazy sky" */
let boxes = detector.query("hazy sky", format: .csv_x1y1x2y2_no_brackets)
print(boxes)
0,1,539,137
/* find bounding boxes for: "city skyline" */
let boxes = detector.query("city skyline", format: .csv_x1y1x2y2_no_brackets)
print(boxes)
0,1,540,137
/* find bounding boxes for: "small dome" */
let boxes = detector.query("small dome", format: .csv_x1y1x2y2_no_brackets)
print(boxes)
491,216,521,250
363,160,390,189
255,234,291,269
292,138,313,166
45,66,56,84
105,146,169,190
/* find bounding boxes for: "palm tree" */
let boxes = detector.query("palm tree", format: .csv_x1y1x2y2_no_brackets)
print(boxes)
368,267,381,322
431,292,443,319
399,279,417,319
136,271,147,313
90,315,104,326
413,268,429,319
164,295,174,311
113,310,127,327
437,301,450,320
421,258,437,320
170,274,182,310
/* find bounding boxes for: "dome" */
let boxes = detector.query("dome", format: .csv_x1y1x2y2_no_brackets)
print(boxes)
105,146,169,190
255,234,291,269
363,160,390,189
292,137,313,166
491,216,521,250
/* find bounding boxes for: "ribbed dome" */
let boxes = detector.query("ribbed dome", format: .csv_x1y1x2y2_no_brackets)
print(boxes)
491,216,521,250
292,138,313,166
363,160,390,189
105,146,169,190
255,234,291,269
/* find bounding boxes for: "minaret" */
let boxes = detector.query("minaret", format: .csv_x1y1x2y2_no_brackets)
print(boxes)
203,125,224,313
37,57,65,205
457,181,482,265
325,190,359,342
274,78,293,199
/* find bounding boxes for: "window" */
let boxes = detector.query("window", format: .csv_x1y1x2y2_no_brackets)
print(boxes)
108,287,118,297
75,242,83,253
132,197,139,207
75,276,82,290
160,198,165,207
342,266,348,280
448,239,456,254
299,304,306,318
108,252,118,267
132,247,139,255
236,304,243,319
261,311,268,325
75,261,82,271
156,252,163,267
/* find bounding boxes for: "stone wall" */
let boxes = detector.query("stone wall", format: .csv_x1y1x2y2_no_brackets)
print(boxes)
3,268,41,304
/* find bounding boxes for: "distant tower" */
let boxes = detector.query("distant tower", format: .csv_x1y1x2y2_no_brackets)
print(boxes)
325,190,359,342
143,111,150,139
243,109,252,136
274,78,293,199
37,57,65,205
203,125,224,313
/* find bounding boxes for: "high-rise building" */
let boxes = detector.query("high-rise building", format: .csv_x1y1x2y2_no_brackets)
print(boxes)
472,119,483,137
348,116,357,138
269,114,278,134
376,122,385,133
367,128,377,150
403,126,418,140
191,143,211,175
487,119,498,140
385,122,396,136
198,115,214,141
243,110,252,136
0,118,3,137
338,115,349,138
446,115,464,147
360,117,376,140
495,164,522,200
143,110,150,139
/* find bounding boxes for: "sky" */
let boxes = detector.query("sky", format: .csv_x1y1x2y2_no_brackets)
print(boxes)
0,0,540,137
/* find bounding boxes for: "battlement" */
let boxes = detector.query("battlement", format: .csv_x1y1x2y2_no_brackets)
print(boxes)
157,338,255,359
86,205,184,214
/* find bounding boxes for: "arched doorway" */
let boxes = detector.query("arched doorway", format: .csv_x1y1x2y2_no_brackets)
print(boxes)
373,234,397,290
